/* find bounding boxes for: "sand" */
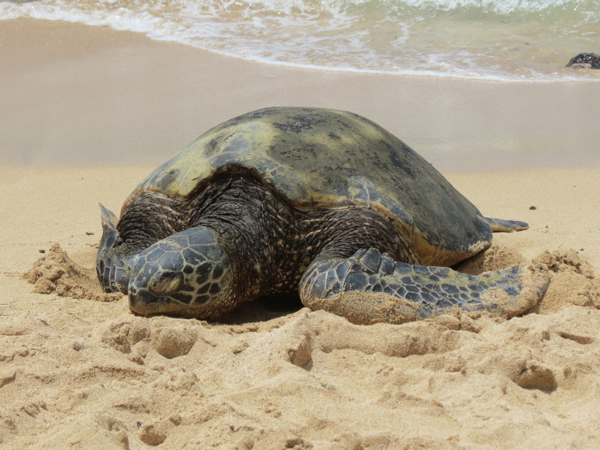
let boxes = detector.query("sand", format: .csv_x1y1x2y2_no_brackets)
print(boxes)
2,18,600,449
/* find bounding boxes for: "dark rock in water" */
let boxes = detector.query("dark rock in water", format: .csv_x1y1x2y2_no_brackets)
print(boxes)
566,53,600,69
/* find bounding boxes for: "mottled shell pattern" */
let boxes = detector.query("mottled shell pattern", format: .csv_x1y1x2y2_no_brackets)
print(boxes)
122,107,491,266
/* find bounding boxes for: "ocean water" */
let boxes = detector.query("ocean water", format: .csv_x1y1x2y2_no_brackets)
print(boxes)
1,0,599,81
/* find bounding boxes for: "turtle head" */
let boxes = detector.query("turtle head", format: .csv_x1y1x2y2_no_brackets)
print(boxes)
126,227,233,317
96,204,130,294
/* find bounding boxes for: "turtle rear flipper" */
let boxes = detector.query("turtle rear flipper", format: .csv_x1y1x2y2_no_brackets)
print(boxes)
485,217,528,232
300,248,548,325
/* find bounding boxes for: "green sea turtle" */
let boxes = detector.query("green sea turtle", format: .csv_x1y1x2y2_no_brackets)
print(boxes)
97,107,547,324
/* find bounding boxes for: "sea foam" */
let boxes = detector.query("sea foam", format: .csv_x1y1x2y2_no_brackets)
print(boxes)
1,0,599,81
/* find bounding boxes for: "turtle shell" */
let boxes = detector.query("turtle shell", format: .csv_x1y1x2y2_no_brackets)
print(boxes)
123,107,491,266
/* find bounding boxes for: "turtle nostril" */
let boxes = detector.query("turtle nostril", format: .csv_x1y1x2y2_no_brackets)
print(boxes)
130,286,138,295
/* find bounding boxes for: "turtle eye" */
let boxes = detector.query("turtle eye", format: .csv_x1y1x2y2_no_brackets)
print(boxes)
149,272,183,296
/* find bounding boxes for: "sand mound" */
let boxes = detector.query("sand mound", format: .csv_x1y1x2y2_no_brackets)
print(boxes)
22,243,122,302
454,243,526,275
457,244,599,315
531,248,599,314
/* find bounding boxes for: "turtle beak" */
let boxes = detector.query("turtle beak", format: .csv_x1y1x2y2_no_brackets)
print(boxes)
128,284,173,316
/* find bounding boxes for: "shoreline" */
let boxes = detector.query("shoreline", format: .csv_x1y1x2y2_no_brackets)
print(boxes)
1,18,599,172
2,2,600,84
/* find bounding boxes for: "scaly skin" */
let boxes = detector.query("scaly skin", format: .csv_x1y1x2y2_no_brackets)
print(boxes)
127,227,233,317
301,248,548,324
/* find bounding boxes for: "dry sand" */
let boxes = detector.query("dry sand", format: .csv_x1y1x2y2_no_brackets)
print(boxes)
1,18,600,450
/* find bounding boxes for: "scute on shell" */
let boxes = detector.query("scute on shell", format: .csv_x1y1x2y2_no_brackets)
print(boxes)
122,107,491,266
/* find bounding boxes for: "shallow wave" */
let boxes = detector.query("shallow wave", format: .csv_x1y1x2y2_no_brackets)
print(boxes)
1,0,599,81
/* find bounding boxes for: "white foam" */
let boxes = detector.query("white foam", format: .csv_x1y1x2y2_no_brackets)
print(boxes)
401,0,587,13
1,0,598,83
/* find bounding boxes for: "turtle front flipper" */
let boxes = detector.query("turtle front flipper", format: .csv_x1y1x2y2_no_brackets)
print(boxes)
96,204,129,293
299,248,549,325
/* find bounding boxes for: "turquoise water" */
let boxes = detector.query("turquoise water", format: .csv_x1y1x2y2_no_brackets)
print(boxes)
1,0,599,81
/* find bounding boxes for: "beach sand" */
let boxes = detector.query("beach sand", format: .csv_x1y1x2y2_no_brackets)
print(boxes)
1,18,600,449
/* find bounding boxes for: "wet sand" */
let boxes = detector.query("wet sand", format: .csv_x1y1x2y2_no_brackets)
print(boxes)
1,18,600,449
1,19,599,171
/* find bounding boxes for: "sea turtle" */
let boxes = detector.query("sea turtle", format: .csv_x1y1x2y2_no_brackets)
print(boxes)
97,107,547,324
